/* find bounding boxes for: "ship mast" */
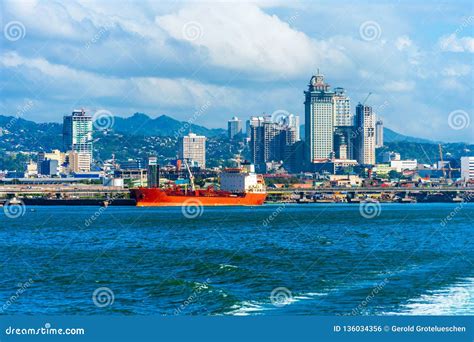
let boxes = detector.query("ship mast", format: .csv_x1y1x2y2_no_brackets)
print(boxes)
183,159,196,192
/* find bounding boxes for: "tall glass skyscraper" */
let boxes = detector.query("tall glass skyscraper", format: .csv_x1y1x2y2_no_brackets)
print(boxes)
227,116,242,140
375,119,384,148
304,71,335,162
63,109,93,161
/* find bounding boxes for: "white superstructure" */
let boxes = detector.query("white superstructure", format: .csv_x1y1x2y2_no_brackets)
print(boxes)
461,156,474,181
220,169,265,193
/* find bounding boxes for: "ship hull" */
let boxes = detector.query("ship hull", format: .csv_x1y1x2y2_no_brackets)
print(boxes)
130,188,267,207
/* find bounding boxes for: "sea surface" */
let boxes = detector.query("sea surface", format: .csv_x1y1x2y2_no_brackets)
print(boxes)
0,203,473,316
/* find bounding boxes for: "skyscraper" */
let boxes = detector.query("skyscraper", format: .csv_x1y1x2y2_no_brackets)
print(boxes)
285,114,300,141
249,116,297,172
178,133,206,168
304,71,335,162
375,119,384,148
355,104,376,165
228,116,242,140
333,87,353,127
63,109,93,162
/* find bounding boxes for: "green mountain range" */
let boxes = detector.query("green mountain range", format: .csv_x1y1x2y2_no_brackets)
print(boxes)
112,113,226,137
0,113,472,171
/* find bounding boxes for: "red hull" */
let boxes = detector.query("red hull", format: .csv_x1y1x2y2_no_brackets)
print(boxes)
130,188,267,207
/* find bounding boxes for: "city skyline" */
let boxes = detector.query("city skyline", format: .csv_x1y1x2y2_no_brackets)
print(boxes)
1,0,472,143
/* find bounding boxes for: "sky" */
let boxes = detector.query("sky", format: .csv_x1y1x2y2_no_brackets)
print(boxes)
0,0,473,142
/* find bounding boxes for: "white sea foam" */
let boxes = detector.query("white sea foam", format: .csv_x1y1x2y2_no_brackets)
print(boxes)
227,301,268,316
226,291,328,316
219,264,238,270
388,278,474,315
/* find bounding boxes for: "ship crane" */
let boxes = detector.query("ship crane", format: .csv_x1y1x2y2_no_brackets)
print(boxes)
183,159,196,192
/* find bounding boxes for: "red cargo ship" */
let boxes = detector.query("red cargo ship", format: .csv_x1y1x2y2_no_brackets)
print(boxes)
130,187,266,207
130,163,267,207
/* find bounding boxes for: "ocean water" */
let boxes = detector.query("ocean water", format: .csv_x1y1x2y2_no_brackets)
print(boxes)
0,203,473,316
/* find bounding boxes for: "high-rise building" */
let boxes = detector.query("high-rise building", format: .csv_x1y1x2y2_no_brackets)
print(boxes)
178,133,206,168
354,104,376,165
285,114,300,141
245,119,252,140
461,156,474,181
305,71,335,162
63,109,93,164
248,116,265,167
333,87,353,127
249,116,297,172
228,116,242,140
375,119,384,148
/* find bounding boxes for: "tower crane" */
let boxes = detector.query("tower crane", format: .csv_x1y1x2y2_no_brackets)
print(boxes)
361,92,372,106
438,144,447,179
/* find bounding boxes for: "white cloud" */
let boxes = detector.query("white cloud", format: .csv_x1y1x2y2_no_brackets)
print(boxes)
1,0,473,142
395,35,412,50
441,64,471,77
0,52,239,109
382,80,415,92
438,34,474,53
156,3,351,78
440,78,465,91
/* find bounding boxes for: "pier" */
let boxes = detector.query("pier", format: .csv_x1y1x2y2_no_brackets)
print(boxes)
0,185,473,205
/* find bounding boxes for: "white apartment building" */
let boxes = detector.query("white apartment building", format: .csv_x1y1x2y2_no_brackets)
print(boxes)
179,133,206,168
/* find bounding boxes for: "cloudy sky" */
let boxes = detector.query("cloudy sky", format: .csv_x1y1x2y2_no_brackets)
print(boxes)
1,0,473,142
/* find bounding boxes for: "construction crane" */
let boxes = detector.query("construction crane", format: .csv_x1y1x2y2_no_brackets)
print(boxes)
361,92,372,106
438,144,447,179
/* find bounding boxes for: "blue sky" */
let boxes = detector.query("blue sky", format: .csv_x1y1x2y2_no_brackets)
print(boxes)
0,0,473,142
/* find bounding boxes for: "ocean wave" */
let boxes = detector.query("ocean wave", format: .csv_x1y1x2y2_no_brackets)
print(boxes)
225,291,328,316
218,264,239,270
387,278,474,315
